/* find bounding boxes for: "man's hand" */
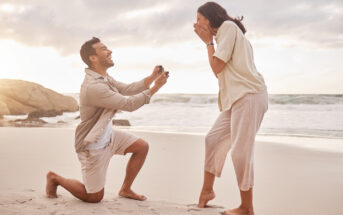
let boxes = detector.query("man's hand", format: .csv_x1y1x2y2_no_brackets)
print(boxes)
144,65,165,88
154,71,168,87
151,65,164,80
150,71,169,95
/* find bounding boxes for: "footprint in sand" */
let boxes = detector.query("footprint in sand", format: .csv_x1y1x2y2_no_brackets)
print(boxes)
16,198,33,204
187,208,201,212
187,203,224,209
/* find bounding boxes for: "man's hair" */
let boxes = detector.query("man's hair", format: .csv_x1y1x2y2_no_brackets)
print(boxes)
80,37,100,67
198,2,246,34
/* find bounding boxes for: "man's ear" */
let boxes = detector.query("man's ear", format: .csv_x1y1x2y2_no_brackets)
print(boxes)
89,55,97,64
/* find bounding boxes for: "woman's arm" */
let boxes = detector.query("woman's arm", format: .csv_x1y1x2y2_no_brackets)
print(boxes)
194,23,226,78
206,44,226,77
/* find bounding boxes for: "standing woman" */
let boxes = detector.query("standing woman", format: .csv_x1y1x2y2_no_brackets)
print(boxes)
194,2,268,215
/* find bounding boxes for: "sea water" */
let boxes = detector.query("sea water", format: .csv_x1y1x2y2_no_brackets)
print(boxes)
5,94,343,152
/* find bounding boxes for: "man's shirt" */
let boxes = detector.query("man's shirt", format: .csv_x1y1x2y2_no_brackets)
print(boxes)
75,68,151,152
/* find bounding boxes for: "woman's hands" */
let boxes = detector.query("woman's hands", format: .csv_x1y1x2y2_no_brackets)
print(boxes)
194,22,225,78
194,23,214,44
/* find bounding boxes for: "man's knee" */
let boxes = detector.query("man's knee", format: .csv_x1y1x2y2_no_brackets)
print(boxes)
126,139,149,155
137,139,149,154
85,189,104,203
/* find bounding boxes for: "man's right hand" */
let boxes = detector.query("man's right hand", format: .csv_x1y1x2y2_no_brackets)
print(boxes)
150,71,169,95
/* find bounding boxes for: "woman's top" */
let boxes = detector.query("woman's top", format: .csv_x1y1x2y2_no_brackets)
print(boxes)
213,20,267,112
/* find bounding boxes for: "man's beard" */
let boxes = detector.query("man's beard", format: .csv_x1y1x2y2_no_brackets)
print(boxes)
99,58,114,68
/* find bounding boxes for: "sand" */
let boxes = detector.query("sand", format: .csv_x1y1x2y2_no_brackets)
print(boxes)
0,127,343,215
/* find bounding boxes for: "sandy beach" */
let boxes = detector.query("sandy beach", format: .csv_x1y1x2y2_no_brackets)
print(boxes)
0,127,343,215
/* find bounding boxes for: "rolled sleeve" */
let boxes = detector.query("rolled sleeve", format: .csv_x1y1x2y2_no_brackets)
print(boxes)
213,22,237,63
86,83,150,112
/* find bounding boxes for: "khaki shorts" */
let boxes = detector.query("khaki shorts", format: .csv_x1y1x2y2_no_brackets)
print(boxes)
77,129,139,193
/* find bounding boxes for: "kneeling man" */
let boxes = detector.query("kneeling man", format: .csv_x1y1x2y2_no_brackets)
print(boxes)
46,37,168,203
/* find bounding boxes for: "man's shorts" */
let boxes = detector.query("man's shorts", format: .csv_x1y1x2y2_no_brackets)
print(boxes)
77,129,139,193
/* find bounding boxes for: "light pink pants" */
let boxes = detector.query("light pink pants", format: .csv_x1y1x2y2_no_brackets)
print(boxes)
205,92,268,191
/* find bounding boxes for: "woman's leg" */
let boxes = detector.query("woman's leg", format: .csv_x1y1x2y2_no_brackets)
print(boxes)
198,171,216,207
223,93,268,215
198,110,232,208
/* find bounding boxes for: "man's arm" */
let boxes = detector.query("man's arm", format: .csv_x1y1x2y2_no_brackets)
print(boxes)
110,65,161,95
88,71,168,112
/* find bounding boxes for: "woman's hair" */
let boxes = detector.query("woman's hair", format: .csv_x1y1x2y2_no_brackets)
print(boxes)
197,2,246,34
80,37,100,68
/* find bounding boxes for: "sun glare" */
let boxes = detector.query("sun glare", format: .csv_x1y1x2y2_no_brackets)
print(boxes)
0,3,26,13
0,3,15,13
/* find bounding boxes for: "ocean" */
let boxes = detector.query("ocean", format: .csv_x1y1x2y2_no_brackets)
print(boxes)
5,93,343,151
34,93,342,138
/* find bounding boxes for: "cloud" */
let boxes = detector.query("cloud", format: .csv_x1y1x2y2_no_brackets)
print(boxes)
227,0,343,49
0,0,342,56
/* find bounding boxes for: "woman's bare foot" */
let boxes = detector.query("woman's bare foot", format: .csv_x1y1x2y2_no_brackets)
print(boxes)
198,190,216,208
46,171,58,198
119,189,147,201
221,206,254,215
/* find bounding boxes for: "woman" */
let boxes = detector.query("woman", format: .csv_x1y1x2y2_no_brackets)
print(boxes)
194,2,268,215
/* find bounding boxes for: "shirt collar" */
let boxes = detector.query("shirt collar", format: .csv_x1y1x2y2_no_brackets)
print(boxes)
85,68,106,80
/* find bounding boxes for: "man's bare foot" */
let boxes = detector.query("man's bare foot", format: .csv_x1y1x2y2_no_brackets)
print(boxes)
198,190,216,208
46,171,58,198
119,189,147,201
221,206,254,215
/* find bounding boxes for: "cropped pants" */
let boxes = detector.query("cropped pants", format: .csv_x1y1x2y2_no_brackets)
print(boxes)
205,92,268,191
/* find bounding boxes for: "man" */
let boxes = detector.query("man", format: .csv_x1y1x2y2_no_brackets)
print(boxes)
46,37,168,203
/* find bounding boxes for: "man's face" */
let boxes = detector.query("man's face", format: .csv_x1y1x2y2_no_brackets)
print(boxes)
91,42,114,68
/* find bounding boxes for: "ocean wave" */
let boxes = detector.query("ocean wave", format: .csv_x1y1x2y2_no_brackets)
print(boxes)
268,94,343,105
151,94,343,105
65,93,343,105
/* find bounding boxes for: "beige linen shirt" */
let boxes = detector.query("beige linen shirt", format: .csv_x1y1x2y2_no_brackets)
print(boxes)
214,21,267,112
75,68,151,152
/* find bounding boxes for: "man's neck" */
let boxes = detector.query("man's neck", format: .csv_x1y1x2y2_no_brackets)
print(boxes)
90,66,107,77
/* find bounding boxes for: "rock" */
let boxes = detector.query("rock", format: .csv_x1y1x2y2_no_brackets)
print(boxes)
57,120,65,123
74,115,80,120
0,100,10,115
112,119,131,126
9,118,47,127
28,110,63,118
0,79,79,115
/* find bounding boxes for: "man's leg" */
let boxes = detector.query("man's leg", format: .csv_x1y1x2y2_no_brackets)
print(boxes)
46,171,104,203
118,139,149,201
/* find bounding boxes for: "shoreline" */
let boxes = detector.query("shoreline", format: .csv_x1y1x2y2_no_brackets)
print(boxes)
1,125,343,153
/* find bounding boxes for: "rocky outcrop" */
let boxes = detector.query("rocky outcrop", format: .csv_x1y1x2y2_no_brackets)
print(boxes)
0,79,79,115
10,118,47,127
113,119,131,126
28,110,63,118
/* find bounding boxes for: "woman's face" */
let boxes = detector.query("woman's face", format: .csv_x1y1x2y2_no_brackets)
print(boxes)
196,12,210,29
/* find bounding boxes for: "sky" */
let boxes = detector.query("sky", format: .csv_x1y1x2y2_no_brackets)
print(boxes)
0,0,342,94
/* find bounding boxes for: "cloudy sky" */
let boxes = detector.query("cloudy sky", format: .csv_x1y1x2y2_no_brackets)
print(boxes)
0,0,342,94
